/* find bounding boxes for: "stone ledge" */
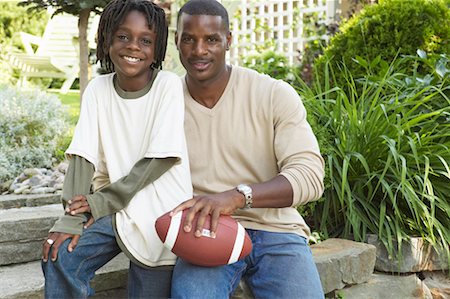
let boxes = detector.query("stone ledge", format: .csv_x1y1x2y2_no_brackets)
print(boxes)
337,273,433,299
0,253,128,299
0,205,62,265
0,194,60,210
367,234,449,272
312,238,376,294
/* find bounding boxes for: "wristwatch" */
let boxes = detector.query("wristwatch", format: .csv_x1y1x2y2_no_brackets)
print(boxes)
236,184,253,209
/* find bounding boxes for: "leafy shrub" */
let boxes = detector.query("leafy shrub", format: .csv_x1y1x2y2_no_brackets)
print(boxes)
296,52,450,265
0,86,70,183
242,50,295,83
315,0,450,87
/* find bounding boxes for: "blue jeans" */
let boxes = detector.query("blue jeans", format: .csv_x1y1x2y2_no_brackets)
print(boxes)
42,215,172,299
171,229,324,299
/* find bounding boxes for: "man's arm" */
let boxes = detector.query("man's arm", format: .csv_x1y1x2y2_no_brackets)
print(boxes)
169,176,291,238
172,80,324,237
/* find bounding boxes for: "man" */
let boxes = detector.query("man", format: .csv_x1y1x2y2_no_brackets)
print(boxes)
170,0,325,298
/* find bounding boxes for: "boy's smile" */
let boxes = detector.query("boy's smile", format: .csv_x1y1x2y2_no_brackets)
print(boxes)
123,55,142,63
109,10,156,91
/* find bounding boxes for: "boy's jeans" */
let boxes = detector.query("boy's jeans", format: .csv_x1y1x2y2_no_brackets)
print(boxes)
42,215,172,299
171,229,324,299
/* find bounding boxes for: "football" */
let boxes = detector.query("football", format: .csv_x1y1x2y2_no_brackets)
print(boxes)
155,209,252,267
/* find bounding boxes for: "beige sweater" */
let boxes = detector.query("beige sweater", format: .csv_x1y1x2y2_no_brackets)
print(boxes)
183,66,324,238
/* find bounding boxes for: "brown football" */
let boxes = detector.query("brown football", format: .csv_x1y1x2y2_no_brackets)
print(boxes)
155,209,253,267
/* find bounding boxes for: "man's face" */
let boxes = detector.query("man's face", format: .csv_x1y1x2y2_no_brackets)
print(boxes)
175,13,231,83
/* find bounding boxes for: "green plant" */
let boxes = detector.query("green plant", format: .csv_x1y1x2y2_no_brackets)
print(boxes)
0,85,70,183
315,0,450,87
0,2,48,48
242,50,295,82
296,53,450,266
0,2,48,85
297,13,338,86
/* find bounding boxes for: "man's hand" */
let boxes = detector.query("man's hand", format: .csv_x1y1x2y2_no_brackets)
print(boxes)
66,195,91,215
170,189,244,239
42,232,79,262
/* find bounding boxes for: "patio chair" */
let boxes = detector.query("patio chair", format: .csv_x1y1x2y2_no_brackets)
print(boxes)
6,13,98,94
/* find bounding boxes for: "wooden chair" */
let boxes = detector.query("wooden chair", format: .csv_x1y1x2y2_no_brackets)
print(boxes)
6,13,99,94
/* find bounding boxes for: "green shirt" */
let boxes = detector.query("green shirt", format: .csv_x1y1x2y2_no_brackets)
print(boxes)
50,155,176,235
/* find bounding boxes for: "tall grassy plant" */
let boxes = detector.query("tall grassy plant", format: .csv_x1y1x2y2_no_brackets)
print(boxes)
297,54,450,264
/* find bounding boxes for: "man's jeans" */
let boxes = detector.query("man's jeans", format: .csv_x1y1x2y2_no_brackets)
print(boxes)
42,215,172,299
171,229,324,299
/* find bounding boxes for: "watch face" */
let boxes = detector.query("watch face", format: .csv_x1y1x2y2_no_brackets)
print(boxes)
242,186,251,193
238,184,251,194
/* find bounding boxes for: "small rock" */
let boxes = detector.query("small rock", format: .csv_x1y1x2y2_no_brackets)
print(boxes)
57,161,69,174
23,168,42,177
54,183,64,190
14,185,30,194
16,172,28,183
29,175,46,187
30,187,56,194
9,183,20,193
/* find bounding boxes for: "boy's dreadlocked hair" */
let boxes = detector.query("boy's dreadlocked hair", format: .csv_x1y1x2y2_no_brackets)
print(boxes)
97,0,168,73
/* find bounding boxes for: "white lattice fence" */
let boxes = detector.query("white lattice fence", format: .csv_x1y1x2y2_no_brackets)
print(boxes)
224,0,340,66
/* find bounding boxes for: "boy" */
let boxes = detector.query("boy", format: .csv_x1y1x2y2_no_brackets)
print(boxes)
41,1,192,298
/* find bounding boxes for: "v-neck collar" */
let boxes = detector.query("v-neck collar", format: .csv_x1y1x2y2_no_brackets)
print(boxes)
185,66,235,115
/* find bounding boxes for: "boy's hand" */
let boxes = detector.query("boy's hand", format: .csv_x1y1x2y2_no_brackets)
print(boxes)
42,215,94,262
42,232,80,262
66,195,91,215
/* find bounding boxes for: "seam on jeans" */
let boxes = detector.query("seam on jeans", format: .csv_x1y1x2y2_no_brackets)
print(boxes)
229,263,247,296
73,241,118,297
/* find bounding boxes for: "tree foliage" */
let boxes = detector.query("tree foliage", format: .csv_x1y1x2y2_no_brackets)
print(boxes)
19,0,111,15
19,0,113,96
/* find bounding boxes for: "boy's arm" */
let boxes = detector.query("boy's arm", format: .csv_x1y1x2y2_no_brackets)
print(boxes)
50,155,94,235
83,157,178,220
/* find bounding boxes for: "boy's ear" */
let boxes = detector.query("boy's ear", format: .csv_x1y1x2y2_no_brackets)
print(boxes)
174,31,179,50
226,31,232,50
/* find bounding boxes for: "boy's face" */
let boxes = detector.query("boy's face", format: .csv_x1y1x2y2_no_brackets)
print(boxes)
109,10,156,89
175,13,231,83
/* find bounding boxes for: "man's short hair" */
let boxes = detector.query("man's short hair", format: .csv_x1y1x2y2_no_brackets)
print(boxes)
177,0,230,30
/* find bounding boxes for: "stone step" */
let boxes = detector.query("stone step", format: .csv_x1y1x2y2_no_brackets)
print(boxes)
338,272,433,299
0,204,62,265
0,197,380,298
0,194,60,210
0,237,378,298
0,253,129,299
